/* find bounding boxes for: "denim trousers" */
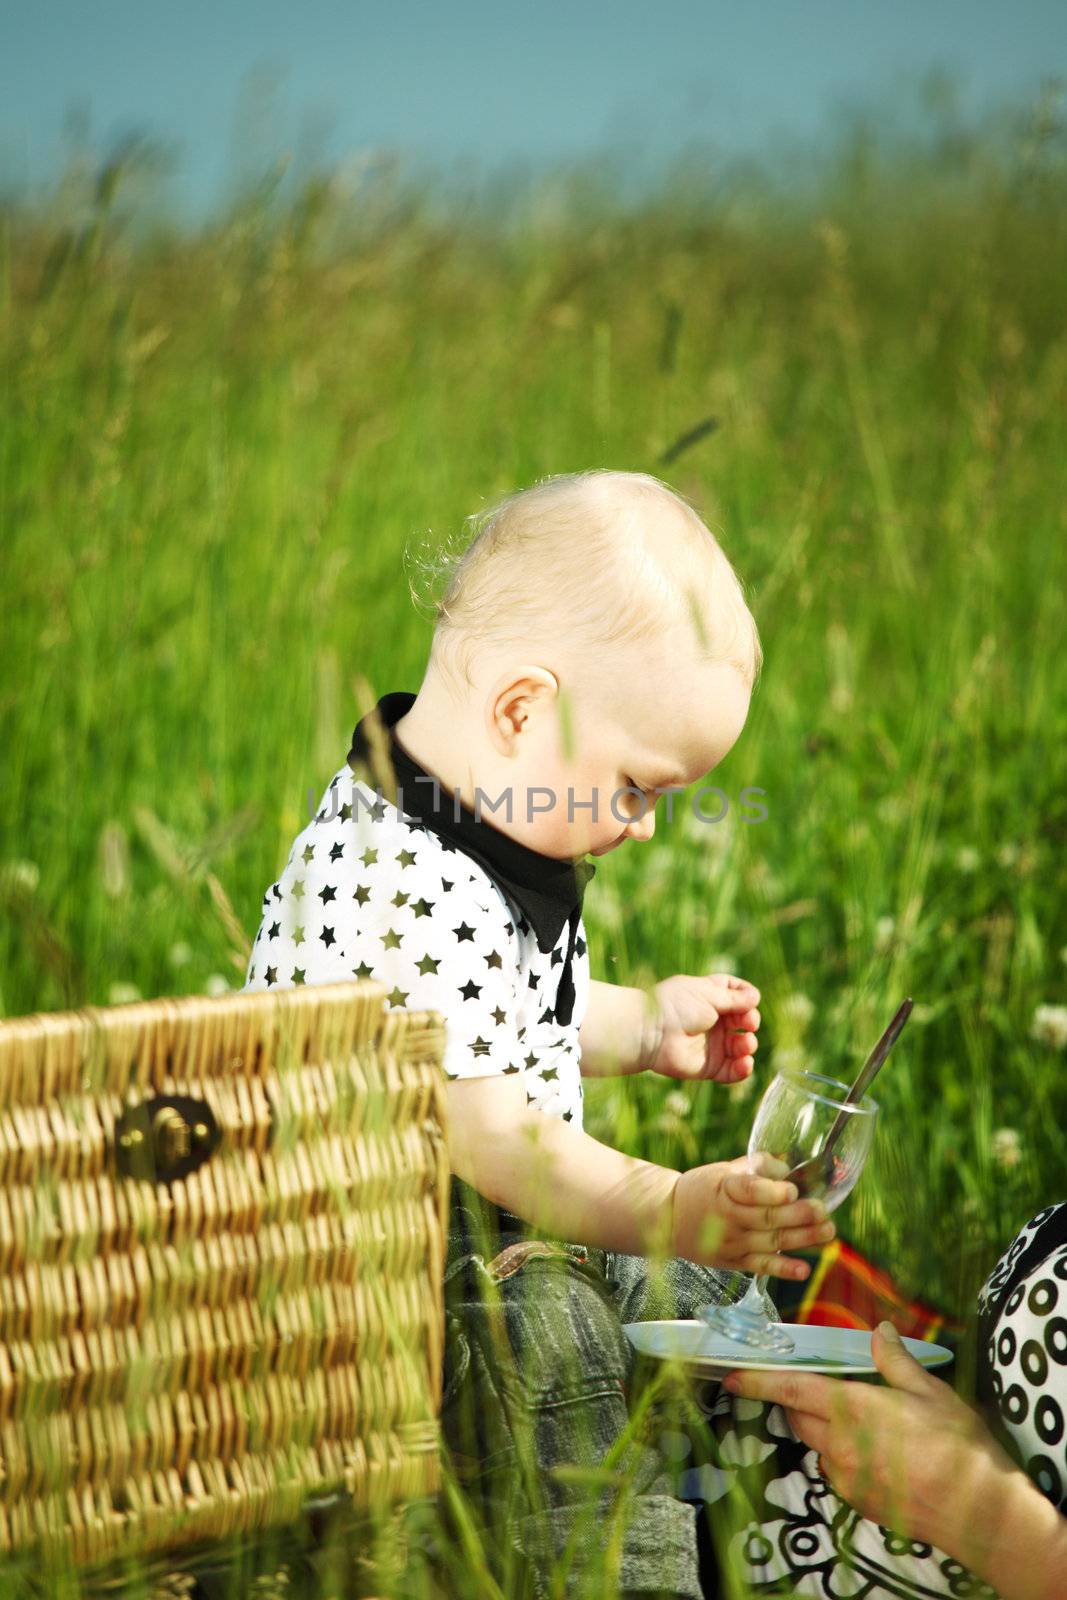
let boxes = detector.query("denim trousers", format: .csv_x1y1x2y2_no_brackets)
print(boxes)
439,1177,736,1600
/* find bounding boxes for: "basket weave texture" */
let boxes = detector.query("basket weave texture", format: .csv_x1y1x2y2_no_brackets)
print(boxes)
0,980,449,1571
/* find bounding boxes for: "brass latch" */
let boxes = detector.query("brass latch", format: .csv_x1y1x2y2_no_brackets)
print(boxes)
114,1094,221,1183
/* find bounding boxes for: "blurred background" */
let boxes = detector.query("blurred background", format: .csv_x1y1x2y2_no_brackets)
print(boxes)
2,1,1066,1315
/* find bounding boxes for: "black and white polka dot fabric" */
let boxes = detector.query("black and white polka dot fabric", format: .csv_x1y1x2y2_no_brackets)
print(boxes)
243,768,589,1127
976,1202,1067,1515
681,1203,1067,1597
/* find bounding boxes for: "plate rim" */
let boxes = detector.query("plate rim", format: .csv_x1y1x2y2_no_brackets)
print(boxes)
621,1318,955,1375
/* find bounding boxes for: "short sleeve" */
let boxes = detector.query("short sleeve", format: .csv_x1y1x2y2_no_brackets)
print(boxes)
374,879,525,1083
243,808,525,1085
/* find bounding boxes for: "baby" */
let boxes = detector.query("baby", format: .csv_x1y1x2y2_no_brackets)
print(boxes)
243,467,834,1596
244,467,833,1278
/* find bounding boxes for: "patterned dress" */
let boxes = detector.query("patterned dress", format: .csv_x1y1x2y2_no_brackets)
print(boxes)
676,1204,1067,1597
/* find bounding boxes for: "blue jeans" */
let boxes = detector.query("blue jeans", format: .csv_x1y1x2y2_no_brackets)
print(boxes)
439,1178,735,1599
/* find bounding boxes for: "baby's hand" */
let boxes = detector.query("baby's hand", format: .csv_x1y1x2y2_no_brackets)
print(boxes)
670,1152,835,1277
645,972,760,1083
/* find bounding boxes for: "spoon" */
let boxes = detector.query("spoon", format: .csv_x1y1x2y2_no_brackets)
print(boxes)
787,997,914,1199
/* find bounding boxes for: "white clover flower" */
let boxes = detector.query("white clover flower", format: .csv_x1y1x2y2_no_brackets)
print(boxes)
992,1128,1022,1170
955,846,980,873
107,981,142,1006
779,992,815,1030
874,915,896,953
2,859,40,894
205,974,231,998
771,1045,805,1074
1031,1004,1067,1050
706,953,739,975
663,1090,690,1118
997,842,1020,869
168,941,193,969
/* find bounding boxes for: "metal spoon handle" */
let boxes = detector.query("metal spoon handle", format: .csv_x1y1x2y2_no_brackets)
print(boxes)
822,997,913,1153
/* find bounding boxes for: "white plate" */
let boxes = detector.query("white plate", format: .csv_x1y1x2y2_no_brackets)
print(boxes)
622,1320,955,1378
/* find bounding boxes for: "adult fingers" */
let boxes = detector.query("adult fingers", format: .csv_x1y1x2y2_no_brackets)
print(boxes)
724,1369,834,1419
783,1408,831,1457
871,1321,946,1400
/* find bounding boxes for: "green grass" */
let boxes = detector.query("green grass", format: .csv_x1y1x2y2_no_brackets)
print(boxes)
2,89,1067,1596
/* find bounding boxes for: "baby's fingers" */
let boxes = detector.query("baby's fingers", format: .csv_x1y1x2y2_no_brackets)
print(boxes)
735,1216,835,1254
723,1169,797,1211
741,1249,813,1282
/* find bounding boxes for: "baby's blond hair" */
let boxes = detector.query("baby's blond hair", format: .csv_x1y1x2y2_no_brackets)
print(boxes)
406,469,761,702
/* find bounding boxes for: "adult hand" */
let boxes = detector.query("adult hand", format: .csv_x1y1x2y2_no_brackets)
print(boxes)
724,1321,1021,1565
643,972,761,1082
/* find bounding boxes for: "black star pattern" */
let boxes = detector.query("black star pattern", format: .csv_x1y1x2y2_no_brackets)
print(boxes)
339,801,353,822
243,756,589,1129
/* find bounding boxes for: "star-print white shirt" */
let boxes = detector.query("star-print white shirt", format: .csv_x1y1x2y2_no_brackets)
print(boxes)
243,766,590,1127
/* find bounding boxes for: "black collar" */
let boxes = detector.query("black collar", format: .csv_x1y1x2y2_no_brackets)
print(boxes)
346,692,596,1025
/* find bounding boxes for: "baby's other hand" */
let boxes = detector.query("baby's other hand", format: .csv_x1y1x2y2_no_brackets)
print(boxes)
646,972,761,1083
671,1152,835,1275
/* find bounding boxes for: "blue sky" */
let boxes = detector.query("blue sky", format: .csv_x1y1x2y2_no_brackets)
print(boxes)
3,1,1065,218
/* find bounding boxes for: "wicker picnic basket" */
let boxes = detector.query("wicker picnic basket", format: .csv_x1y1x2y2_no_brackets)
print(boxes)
0,980,450,1579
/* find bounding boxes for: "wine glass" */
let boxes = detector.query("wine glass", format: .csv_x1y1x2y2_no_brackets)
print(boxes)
697,1068,879,1354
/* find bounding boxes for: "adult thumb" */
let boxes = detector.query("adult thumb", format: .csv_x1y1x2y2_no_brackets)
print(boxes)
872,1320,944,1398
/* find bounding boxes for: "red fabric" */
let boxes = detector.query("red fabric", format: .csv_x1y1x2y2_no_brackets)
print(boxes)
780,1238,964,1344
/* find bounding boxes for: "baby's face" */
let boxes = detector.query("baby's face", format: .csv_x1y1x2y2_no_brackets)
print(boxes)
515,652,752,861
